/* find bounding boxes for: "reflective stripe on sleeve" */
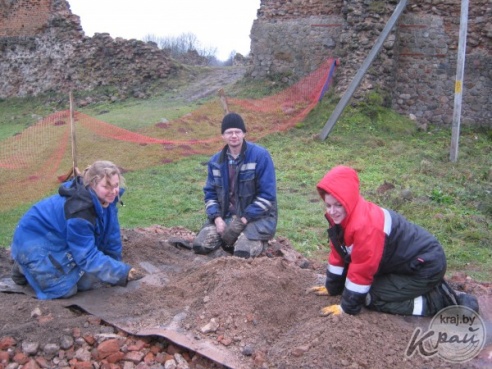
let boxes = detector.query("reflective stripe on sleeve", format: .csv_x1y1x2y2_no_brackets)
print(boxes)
254,196,272,211
327,264,345,276
205,200,218,209
345,277,371,294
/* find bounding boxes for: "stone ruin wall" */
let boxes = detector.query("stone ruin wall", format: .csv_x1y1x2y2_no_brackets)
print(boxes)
0,0,178,102
0,0,490,126
250,0,492,126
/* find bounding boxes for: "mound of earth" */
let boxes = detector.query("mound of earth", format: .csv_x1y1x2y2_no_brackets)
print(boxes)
1,226,491,369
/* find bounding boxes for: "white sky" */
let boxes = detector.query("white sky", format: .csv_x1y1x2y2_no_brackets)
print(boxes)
69,0,261,61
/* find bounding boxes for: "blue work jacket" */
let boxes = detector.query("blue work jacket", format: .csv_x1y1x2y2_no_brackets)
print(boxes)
11,177,131,299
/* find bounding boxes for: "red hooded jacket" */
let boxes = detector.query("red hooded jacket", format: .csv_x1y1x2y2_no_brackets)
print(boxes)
317,166,446,314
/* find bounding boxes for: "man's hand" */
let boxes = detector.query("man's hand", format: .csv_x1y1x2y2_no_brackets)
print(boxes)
320,304,344,317
214,217,226,234
307,285,329,296
128,268,145,282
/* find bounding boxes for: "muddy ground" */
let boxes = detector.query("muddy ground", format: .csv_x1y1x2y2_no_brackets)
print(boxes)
1,225,491,369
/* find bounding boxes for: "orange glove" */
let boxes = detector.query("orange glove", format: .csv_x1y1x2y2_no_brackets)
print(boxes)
307,285,329,296
320,304,344,317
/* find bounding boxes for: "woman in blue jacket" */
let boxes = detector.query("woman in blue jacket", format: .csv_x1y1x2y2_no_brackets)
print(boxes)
11,160,141,299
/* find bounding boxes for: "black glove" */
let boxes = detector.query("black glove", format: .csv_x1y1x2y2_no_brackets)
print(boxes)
221,218,246,248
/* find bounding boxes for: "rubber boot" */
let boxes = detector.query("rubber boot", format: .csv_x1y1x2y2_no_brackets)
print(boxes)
11,261,27,286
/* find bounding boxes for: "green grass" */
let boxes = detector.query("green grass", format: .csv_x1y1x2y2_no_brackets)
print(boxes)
78,92,201,131
0,96,58,139
1,83,491,281
118,158,208,230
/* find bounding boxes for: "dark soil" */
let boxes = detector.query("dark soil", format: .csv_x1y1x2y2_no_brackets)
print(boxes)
1,226,491,369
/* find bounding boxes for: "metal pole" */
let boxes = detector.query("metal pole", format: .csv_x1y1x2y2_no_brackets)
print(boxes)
319,0,408,140
449,0,469,162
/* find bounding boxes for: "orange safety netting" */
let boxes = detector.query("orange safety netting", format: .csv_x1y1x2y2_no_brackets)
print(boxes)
0,58,337,212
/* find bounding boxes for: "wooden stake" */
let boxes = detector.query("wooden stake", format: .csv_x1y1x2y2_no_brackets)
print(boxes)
218,88,229,114
69,91,78,177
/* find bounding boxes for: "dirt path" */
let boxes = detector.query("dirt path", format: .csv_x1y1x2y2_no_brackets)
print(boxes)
170,65,247,103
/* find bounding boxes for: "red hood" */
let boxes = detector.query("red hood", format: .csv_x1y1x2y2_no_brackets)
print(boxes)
316,166,361,226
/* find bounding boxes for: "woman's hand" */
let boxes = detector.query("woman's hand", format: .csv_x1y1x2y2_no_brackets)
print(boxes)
128,267,145,281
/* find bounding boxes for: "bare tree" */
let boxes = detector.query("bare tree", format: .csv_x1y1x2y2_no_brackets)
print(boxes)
222,50,237,66
143,32,220,63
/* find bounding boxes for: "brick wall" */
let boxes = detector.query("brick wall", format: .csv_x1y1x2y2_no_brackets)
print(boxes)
0,0,51,37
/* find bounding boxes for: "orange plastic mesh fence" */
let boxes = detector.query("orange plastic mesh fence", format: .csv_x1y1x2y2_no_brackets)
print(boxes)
0,58,337,212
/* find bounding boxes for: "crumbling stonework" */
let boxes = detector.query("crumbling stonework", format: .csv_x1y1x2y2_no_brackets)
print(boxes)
1,0,490,126
249,0,492,126
0,0,178,100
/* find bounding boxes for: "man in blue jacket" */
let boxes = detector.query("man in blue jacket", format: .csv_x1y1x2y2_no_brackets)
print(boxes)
11,160,142,299
193,112,277,258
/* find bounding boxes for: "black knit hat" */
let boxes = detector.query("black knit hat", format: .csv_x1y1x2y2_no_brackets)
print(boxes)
221,112,247,134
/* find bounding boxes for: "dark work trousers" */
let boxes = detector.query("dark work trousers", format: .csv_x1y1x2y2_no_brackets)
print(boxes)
366,267,446,316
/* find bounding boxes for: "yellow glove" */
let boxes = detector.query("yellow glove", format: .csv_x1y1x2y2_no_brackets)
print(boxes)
307,285,329,296
320,304,344,317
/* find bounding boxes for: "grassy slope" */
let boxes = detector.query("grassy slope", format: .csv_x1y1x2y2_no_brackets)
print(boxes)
1,79,491,281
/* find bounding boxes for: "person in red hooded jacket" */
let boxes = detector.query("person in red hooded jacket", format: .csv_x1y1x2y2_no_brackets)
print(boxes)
309,165,479,316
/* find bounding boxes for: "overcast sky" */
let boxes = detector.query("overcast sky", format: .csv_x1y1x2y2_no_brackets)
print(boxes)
69,0,261,61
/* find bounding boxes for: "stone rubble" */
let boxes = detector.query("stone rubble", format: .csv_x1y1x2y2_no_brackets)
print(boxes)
0,317,226,369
